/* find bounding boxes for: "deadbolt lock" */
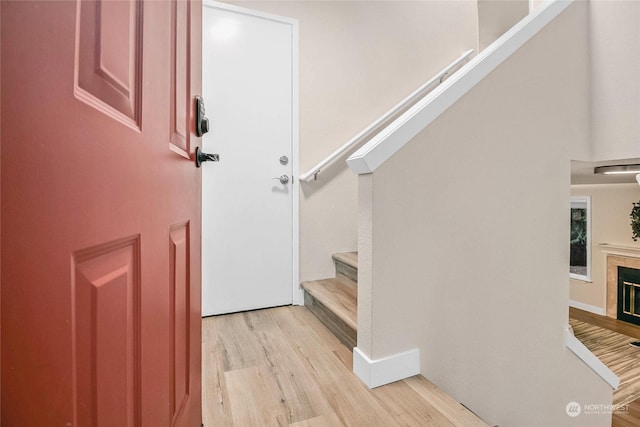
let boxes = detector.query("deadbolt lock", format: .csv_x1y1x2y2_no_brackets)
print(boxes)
195,96,210,137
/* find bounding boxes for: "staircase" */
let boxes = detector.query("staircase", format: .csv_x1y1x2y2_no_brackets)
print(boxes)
301,252,358,348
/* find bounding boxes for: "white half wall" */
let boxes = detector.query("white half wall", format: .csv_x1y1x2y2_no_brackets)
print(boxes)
359,2,613,426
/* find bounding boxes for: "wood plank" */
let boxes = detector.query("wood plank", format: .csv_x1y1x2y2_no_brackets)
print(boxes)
332,252,358,270
296,350,402,426
570,307,640,340
225,364,289,426
333,252,358,283
301,276,357,348
301,278,357,330
613,398,640,427
242,309,335,424
304,291,356,349
404,376,489,427
202,306,489,427
289,412,345,427
371,379,456,426
202,341,234,426
275,304,354,372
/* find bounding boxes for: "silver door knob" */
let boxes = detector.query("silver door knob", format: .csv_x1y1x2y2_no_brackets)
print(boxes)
273,175,289,184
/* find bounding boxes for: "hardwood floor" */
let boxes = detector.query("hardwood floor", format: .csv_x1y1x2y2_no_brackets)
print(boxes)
569,307,640,427
569,307,640,340
202,306,489,427
613,399,640,427
569,319,640,406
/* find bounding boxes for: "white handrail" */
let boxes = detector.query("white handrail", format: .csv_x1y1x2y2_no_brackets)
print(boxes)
347,0,572,176
299,49,474,182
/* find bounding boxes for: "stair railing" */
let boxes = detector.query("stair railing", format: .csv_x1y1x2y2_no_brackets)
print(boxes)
299,49,474,182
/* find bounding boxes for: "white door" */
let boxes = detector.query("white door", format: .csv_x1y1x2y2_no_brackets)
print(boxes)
202,2,298,316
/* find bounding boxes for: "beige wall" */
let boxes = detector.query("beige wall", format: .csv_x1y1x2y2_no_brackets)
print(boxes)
362,2,613,425
570,184,640,311
590,0,640,161
478,0,529,51
226,1,479,281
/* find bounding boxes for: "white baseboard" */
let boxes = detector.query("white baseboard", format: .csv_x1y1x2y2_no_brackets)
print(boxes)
569,299,605,316
293,288,304,306
353,347,420,389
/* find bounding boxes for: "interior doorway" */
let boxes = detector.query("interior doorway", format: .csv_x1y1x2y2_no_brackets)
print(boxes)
201,1,300,316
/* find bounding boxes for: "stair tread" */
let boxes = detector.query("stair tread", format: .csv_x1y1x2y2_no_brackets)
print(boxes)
301,277,357,331
332,251,358,270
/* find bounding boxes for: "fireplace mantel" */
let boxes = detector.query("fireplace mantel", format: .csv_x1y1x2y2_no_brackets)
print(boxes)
598,243,640,258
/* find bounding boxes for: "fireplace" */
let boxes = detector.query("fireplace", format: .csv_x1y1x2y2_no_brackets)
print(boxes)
603,249,640,319
618,266,640,326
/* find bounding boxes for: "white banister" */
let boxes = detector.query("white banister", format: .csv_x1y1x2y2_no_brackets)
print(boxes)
347,0,573,176
299,49,474,183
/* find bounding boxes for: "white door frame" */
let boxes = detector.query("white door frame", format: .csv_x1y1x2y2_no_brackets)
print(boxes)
202,0,302,307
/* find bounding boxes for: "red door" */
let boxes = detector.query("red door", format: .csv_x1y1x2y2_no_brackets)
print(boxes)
1,1,202,426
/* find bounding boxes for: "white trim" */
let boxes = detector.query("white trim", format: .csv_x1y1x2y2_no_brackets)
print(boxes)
570,195,591,282
346,0,573,175
598,243,640,258
569,274,592,282
203,0,298,26
353,347,420,389
291,19,302,305
565,327,619,390
202,1,301,306
568,299,605,316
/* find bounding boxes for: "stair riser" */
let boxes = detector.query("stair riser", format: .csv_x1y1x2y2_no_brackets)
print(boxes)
335,260,357,283
304,291,356,349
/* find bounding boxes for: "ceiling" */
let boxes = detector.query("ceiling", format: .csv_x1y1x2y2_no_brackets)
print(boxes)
571,158,640,185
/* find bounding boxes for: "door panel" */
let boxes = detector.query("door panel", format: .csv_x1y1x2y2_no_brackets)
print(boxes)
73,236,141,427
75,0,142,128
202,3,297,316
170,0,192,157
169,221,191,424
1,1,202,426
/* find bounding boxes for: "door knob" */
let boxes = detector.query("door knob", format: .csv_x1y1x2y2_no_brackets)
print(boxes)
273,175,289,184
195,146,219,168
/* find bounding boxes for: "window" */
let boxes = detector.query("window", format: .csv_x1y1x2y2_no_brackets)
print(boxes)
570,196,591,281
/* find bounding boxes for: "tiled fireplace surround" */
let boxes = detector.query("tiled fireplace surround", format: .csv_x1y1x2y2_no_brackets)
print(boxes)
604,245,640,319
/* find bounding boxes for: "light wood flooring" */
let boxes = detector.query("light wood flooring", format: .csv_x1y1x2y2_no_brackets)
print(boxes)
569,307,640,427
202,306,489,427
